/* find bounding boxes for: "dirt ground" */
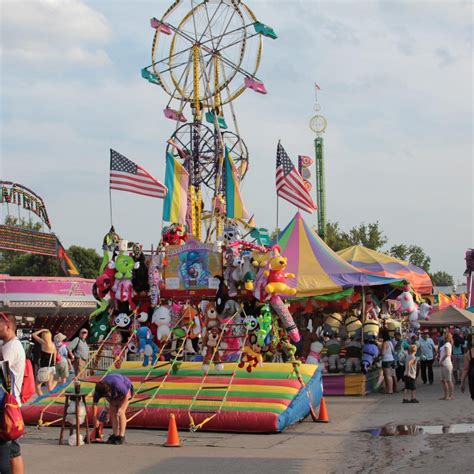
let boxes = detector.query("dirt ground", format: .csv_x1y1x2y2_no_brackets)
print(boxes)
20,367,473,473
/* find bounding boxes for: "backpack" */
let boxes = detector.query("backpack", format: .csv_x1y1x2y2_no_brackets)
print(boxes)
0,392,25,441
20,359,35,404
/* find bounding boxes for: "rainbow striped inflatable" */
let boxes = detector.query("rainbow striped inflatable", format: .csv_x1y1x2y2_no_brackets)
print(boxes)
23,362,322,433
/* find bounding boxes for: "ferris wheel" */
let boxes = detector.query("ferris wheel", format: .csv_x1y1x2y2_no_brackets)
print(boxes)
141,0,276,238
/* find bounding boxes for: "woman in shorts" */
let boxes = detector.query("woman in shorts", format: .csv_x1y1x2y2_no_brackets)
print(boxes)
439,332,454,400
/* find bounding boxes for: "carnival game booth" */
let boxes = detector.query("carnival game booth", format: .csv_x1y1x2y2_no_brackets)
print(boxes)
337,246,433,295
24,361,322,433
0,275,96,338
276,213,402,395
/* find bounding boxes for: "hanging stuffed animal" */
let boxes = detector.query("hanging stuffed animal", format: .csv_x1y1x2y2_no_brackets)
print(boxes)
202,301,220,338
264,250,297,296
137,326,158,366
132,247,150,293
238,334,263,373
221,225,242,248
256,304,273,347
152,306,171,342
361,337,380,374
223,249,239,297
323,312,343,335
161,223,187,246
397,284,419,329
240,250,255,291
270,295,300,343
221,316,241,362
344,313,362,339
323,333,342,373
201,327,223,372
252,249,271,301
363,319,380,339
344,336,362,373
215,276,229,314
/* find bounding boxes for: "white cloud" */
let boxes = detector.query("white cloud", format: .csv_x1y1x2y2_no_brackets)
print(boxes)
0,0,111,66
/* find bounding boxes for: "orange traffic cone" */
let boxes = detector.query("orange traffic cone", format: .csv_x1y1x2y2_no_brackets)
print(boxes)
316,397,329,423
164,413,181,447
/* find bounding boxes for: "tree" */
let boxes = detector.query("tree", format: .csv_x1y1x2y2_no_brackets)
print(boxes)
0,215,100,278
430,271,454,287
323,222,352,252
324,221,387,252
407,245,431,273
389,244,409,261
390,244,431,272
67,246,101,279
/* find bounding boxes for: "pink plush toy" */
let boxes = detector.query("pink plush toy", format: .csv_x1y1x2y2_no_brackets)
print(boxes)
397,284,419,329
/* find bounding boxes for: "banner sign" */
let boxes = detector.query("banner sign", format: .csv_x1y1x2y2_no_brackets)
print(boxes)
0,181,51,229
162,239,222,297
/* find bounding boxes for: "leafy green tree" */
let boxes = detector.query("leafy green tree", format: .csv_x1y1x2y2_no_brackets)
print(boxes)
323,222,352,251
430,271,454,287
389,244,410,261
67,245,101,279
324,221,387,252
407,245,431,272
0,215,100,278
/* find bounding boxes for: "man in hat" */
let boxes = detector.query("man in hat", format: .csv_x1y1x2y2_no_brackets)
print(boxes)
68,328,90,377
419,330,436,385
54,333,71,384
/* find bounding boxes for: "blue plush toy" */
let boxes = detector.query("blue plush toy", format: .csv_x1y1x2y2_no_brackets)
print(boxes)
137,326,158,366
361,339,379,374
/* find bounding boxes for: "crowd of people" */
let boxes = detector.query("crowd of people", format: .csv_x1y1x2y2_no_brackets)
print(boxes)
380,327,474,404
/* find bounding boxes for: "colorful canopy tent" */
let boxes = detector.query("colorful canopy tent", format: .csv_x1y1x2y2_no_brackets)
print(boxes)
277,212,400,297
419,306,474,327
337,246,433,295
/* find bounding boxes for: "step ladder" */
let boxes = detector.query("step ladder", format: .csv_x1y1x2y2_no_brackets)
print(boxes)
188,312,248,432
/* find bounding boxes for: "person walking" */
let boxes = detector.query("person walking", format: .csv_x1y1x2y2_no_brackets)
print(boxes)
68,328,90,377
381,330,396,394
439,332,454,400
91,374,133,445
460,335,473,400
419,330,436,385
452,329,465,384
402,344,419,403
0,312,25,474
32,329,57,396
54,333,71,385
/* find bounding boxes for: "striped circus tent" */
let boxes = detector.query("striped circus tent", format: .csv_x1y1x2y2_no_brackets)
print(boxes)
277,212,400,297
337,246,432,295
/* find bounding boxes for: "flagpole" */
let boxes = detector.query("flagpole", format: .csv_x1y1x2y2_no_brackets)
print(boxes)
276,196,279,243
109,187,113,227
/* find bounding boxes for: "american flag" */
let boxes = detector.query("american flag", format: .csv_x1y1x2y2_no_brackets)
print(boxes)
276,142,317,213
110,149,167,199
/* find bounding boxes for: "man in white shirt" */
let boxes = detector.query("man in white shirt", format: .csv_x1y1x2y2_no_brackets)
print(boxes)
0,312,25,474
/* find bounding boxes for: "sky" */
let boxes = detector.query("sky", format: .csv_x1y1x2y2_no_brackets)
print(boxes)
1,0,472,282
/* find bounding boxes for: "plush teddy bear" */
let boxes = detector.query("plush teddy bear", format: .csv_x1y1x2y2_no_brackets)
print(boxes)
252,250,271,301
201,327,223,372
264,254,296,296
202,301,220,338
